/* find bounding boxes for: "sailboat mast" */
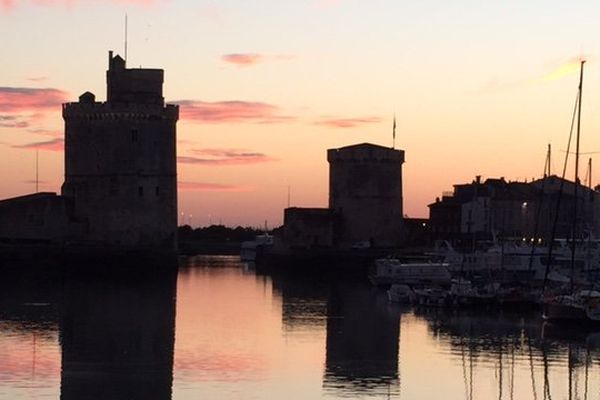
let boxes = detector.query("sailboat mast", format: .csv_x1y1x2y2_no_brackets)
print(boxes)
570,60,585,292
575,60,585,187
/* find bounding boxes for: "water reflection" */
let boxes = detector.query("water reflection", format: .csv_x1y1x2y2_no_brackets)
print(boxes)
0,270,60,330
269,271,329,333
4,258,600,399
267,269,400,397
0,271,62,399
60,271,177,400
323,281,400,396
416,307,600,400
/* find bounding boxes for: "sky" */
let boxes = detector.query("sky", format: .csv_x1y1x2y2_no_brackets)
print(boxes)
2,0,600,227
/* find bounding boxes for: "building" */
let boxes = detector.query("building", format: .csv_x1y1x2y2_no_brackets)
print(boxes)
429,175,600,247
62,52,179,249
0,52,179,255
276,143,405,252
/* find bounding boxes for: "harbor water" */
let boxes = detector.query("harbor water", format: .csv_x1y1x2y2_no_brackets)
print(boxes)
2,255,600,399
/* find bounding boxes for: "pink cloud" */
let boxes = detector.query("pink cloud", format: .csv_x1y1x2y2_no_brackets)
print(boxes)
1,0,14,11
178,148,276,166
222,54,264,67
221,53,295,67
0,115,29,128
12,138,64,151
178,181,249,192
314,116,382,128
175,100,293,124
0,87,68,112
27,128,63,137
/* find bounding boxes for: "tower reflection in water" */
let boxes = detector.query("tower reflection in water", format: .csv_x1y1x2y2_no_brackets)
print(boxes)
269,269,401,397
323,281,400,395
59,269,177,400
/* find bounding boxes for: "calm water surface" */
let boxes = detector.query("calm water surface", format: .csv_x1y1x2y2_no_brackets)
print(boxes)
2,255,600,399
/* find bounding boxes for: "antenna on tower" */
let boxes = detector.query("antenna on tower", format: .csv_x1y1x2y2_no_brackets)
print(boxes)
124,14,128,65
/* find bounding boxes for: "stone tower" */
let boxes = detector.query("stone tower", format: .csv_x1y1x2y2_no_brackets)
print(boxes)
61,51,179,251
327,143,404,248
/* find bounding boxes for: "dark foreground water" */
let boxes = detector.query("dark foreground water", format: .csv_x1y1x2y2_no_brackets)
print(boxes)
2,255,600,399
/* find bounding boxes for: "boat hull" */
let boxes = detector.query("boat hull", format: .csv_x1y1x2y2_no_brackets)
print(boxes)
542,302,588,322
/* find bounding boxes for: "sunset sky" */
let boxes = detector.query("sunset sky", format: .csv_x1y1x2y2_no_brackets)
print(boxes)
2,0,600,227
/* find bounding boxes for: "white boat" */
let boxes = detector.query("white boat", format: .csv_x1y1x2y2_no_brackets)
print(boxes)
240,233,273,262
433,239,595,284
431,240,502,274
369,258,451,287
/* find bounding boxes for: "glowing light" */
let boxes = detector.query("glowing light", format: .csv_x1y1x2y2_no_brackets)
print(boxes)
542,59,582,82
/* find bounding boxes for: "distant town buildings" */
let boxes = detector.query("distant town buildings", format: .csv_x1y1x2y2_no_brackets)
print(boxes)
0,52,179,253
276,143,405,251
429,175,600,247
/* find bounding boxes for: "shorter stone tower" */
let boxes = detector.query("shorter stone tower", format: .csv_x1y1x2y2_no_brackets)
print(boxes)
61,52,179,250
327,143,404,248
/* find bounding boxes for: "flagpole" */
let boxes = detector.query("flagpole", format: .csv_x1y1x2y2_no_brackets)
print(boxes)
392,114,396,149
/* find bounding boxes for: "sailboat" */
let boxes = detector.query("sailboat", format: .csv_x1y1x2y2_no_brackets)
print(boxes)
542,60,600,323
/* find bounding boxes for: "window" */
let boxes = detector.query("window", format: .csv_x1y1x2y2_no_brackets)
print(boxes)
131,129,138,143
155,186,160,196
138,186,144,197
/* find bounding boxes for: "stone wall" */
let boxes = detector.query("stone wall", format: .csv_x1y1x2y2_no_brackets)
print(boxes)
0,193,77,243
282,208,336,249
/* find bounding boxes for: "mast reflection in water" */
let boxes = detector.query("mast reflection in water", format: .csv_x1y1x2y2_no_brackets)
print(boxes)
3,257,600,399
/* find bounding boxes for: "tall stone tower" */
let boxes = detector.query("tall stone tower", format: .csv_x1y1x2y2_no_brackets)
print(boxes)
327,143,404,248
61,51,179,251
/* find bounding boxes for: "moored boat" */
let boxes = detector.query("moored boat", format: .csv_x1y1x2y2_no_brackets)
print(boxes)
542,290,600,323
369,258,451,287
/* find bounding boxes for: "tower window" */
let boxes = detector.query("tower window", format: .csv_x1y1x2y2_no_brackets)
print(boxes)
132,129,138,143
155,186,160,196
138,186,144,197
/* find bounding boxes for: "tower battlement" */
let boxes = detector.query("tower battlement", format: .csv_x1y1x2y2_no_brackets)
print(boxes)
62,103,179,121
327,143,404,163
107,51,164,105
